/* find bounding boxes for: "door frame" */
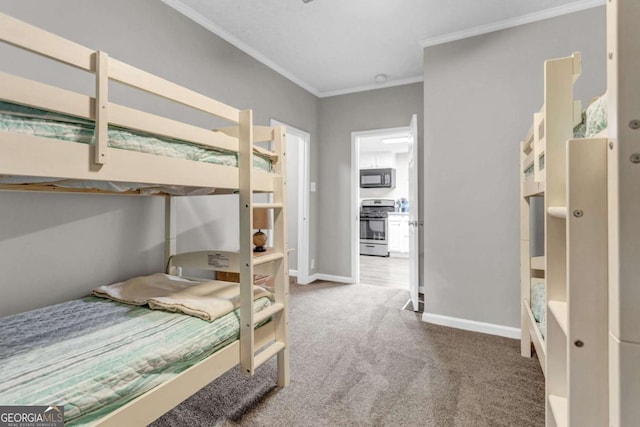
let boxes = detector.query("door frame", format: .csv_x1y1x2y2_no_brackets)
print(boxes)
351,123,418,284
270,119,311,285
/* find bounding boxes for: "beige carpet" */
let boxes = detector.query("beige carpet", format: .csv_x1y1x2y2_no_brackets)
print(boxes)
153,281,544,426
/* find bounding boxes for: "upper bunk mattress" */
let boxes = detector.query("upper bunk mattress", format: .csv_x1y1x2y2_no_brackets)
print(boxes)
0,100,272,172
0,294,271,426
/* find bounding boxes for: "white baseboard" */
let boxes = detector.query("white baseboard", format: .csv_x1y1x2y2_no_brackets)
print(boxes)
307,273,354,284
422,312,521,339
289,269,298,277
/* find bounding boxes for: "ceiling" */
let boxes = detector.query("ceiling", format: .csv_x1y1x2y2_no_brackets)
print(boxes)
360,132,409,155
162,0,603,97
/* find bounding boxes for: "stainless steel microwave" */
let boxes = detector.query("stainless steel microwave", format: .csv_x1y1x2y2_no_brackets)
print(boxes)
360,168,396,188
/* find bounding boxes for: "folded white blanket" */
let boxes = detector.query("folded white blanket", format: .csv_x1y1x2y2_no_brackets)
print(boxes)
93,273,272,321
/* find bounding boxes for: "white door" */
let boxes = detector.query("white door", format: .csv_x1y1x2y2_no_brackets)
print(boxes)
270,119,311,284
408,114,420,311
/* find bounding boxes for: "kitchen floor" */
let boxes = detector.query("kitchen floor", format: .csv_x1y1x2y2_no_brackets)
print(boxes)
359,255,409,289
359,254,424,311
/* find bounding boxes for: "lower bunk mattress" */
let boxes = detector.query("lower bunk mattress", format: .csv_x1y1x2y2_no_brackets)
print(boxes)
0,295,271,426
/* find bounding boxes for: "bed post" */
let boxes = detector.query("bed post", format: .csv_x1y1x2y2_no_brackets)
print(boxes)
164,196,176,270
94,50,109,165
272,125,290,387
520,138,532,358
606,1,640,425
238,109,256,376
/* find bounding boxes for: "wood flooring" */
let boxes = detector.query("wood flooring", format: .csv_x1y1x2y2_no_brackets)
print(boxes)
359,255,409,289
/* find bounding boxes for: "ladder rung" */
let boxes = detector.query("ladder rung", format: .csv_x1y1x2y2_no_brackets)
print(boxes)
253,203,283,209
547,206,567,219
253,251,284,265
254,341,285,369
254,302,284,325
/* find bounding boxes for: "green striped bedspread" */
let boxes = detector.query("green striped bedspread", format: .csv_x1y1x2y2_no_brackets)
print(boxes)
0,295,271,426
0,101,272,172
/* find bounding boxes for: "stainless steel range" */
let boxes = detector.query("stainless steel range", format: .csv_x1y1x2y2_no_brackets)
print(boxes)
360,199,396,257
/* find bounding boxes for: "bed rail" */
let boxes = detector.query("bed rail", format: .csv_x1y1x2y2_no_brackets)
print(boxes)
0,11,279,193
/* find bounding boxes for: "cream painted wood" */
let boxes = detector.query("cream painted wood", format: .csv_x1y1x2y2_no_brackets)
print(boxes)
0,133,275,192
164,197,177,267
0,71,241,154
607,0,640,424
566,138,608,426
0,12,93,71
548,394,568,427
108,58,239,123
94,51,109,165
548,301,568,336
523,299,547,375
547,207,568,219
0,11,290,425
531,256,545,271
109,104,239,152
96,321,277,427
0,71,93,118
520,136,534,359
217,125,275,144
543,55,579,426
238,110,256,376
272,126,290,387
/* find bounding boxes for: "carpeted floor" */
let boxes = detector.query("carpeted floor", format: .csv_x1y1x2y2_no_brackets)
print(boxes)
153,281,544,427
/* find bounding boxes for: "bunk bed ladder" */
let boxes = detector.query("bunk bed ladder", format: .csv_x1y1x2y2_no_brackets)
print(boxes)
543,53,609,427
238,111,290,385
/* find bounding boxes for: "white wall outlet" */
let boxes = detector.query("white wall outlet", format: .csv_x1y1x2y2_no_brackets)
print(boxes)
310,182,316,192
310,258,315,269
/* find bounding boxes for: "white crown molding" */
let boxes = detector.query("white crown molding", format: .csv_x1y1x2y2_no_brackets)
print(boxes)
420,0,605,48
161,0,320,97
318,75,424,98
422,312,521,339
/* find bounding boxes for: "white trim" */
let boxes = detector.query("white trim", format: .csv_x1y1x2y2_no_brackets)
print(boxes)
289,269,298,277
420,0,605,48
351,132,360,285
270,119,311,286
422,312,521,339
161,0,320,97
313,273,354,284
352,123,417,287
319,76,423,98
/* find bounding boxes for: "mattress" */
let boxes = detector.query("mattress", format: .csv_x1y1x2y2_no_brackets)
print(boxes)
0,295,271,426
0,100,272,172
531,278,546,338
584,94,607,137
574,94,607,138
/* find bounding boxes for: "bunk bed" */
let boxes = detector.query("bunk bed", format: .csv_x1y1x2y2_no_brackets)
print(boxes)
520,51,609,427
520,1,640,424
0,12,290,426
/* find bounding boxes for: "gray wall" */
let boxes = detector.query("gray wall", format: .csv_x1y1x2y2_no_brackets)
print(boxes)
423,7,606,328
0,0,319,316
318,83,424,279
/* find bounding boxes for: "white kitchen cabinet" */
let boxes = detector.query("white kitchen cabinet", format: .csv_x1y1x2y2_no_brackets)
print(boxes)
388,213,409,256
360,151,394,169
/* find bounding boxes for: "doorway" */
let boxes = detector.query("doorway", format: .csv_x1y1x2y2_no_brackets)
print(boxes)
351,115,421,311
270,119,311,285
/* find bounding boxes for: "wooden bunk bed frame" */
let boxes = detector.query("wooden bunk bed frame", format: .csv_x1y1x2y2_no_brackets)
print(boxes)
0,12,290,426
520,1,639,425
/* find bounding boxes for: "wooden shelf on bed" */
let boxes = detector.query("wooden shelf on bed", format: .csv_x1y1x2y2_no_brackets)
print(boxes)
531,256,545,271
